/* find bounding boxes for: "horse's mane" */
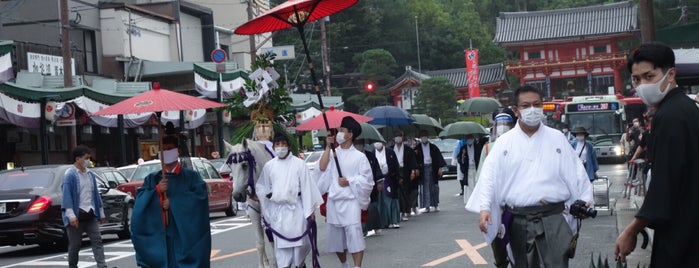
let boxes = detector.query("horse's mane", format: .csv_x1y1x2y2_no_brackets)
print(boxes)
228,139,273,195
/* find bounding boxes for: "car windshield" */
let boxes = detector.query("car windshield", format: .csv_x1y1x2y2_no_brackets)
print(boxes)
304,152,322,163
432,139,459,153
567,112,622,136
209,159,231,173
0,170,54,189
131,163,162,182
118,166,136,178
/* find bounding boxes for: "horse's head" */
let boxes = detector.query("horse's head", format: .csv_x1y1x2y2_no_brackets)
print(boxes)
226,139,274,202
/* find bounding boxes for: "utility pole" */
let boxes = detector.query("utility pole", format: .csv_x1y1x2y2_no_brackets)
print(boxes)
60,0,77,162
320,17,331,96
639,0,655,43
247,0,257,64
415,16,421,73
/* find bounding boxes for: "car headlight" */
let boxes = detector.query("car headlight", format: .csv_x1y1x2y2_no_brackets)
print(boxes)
612,146,622,155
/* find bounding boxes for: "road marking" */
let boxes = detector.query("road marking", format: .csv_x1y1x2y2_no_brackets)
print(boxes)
210,249,221,258
210,248,257,261
0,251,135,268
422,239,487,266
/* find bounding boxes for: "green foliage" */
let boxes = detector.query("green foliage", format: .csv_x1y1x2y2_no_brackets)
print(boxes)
356,48,398,85
414,77,457,119
229,121,300,156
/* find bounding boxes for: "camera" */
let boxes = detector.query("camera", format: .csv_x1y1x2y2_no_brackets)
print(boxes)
569,200,597,218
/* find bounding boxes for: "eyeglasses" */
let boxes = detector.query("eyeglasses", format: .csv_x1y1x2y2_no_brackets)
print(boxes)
517,102,543,110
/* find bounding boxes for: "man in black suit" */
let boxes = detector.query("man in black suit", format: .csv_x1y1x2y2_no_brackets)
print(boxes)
415,130,446,213
369,140,401,228
456,134,484,199
393,130,420,220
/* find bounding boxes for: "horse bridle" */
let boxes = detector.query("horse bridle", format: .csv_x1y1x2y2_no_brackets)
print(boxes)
226,146,275,199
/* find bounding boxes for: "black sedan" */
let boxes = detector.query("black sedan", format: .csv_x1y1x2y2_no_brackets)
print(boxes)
0,165,133,249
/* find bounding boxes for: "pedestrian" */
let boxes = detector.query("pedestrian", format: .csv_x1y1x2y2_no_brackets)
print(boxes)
393,130,420,220
370,140,401,229
316,116,374,268
256,134,324,268
130,134,211,268
620,124,634,164
456,133,484,201
615,43,699,266
61,145,107,268
466,111,516,268
570,127,599,181
560,123,575,145
468,85,594,267
415,129,446,213
354,138,384,236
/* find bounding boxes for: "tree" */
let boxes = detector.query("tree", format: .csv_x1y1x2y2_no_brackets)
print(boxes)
343,49,397,113
414,77,457,120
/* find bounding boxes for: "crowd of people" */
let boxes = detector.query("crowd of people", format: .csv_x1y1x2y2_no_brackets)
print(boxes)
60,43,699,268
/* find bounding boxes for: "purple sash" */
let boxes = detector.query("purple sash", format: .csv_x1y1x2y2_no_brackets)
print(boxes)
263,217,321,268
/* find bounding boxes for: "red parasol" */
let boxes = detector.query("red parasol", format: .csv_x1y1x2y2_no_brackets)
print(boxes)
91,82,223,116
235,0,358,180
296,106,372,131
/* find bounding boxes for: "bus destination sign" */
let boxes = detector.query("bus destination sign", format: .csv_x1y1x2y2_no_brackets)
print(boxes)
569,102,619,112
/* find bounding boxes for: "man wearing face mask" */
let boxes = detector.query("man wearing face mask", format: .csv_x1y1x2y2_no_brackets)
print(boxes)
369,140,401,228
256,134,323,268
560,123,575,145
570,127,599,181
456,134,484,199
353,138,384,237
470,86,594,267
415,129,446,213
393,130,420,220
131,134,211,268
316,116,374,268
61,145,107,268
615,43,699,266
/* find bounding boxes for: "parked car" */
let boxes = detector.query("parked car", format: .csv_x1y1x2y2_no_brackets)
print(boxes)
116,165,137,180
116,157,236,216
0,165,133,249
92,167,129,186
208,158,231,180
431,139,459,179
303,151,323,170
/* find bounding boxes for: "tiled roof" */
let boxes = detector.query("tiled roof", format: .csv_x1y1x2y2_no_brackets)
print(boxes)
426,63,507,88
494,1,638,44
385,67,431,89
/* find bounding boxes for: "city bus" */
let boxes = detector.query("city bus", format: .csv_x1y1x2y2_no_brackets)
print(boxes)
561,95,625,162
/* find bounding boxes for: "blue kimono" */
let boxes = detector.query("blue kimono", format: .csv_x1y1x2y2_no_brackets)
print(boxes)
131,165,211,268
572,141,599,181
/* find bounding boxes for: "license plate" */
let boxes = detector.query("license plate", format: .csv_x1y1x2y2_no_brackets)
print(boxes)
0,203,5,214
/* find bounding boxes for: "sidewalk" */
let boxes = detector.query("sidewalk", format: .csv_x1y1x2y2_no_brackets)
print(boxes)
608,173,652,267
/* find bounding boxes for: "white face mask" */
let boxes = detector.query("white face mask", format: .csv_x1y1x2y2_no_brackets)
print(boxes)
518,107,544,127
274,147,289,158
420,137,429,144
576,135,586,142
374,142,384,150
394,136,403,144
562,128,569,133
636,70,672,106
159,148,179,164
79,159,90,168
336,132,347,145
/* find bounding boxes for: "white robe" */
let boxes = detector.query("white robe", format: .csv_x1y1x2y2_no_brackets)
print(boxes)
315,146,374,226
256,155,324,249
465,122,593,243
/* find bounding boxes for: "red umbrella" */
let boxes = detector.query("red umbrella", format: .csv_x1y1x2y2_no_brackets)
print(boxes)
91,83,223,116
235,0,358,182
296,107,372,131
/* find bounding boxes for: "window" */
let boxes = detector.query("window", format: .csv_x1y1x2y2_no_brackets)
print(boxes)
528,51,541,59
84,31,97,73
593,46,607,54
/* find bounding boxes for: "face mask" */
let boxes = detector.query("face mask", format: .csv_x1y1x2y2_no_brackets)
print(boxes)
518,107,544,127
562,128,569,133
374,142,384,150
274,147,289,158
576,135,586,142
636,71,672,106
466,139,474,145
394,136,403,144
354,144,364,151
80,159,90,168
159,148,179,164
495,125,511,139
633,122,640,128
336,132,347,145
420,137,429,144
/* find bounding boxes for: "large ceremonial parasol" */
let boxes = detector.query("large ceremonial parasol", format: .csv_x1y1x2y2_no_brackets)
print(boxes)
296,106,372,131
235,0,358,179
92,83,224,225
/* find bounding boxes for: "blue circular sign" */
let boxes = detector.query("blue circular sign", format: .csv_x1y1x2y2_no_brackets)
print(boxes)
211,49,226,63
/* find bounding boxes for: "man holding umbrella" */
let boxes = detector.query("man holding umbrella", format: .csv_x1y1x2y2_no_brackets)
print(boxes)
131,134,211,268
316,116,374,268
415,129,447,213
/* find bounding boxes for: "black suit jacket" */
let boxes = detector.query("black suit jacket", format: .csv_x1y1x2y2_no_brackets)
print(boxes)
395,144,419,190
371,148,401,198
363,150,382,202
457,141,485,183
415,142,447,184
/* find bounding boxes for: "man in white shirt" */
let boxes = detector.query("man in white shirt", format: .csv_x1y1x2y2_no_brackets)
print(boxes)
316,116,374,268
466,86,594,267
257,134,324,268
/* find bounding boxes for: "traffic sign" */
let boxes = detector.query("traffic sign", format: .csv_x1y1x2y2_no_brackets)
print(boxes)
211,49,227,63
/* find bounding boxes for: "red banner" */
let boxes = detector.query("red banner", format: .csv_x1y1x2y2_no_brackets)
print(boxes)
465,49,480,98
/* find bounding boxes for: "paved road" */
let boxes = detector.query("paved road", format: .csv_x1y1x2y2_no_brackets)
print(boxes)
0,163,646,267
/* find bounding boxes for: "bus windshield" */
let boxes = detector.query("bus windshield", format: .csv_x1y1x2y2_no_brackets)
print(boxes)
567,112,622,136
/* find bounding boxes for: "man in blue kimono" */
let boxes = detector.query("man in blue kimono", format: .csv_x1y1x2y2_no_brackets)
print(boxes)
131,134,211,268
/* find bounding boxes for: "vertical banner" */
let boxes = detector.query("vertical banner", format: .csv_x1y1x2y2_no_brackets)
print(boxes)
465,50,480,98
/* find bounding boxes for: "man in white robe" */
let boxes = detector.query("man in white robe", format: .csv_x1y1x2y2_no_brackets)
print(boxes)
466,86,594,267
257,134,324,268
316,116,374,268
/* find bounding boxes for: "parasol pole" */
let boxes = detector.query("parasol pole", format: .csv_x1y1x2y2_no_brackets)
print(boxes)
156,112,169,227
296,24,343,178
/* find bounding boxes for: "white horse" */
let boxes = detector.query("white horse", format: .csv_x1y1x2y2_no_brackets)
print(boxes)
226,139,277,268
